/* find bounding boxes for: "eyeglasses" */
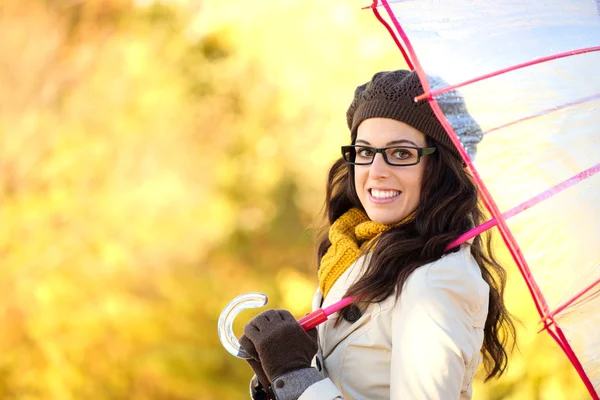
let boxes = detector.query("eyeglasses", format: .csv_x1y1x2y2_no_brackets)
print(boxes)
341,145,437,166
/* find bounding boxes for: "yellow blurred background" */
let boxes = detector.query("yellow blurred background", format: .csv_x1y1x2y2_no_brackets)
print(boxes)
0,0,591,398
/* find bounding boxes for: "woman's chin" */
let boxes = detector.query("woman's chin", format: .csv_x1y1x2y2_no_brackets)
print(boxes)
366,210,410,226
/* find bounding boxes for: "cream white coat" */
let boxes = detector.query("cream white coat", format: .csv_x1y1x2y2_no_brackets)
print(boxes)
299,245,490,400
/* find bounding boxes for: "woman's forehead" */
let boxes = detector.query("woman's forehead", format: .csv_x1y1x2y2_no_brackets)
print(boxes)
356,118,427,146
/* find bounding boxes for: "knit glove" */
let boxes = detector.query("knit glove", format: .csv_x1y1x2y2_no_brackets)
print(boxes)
241,309,319,384
239,334,270,389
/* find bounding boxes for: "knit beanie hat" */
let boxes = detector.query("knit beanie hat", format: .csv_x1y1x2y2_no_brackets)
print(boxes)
346,70,483,160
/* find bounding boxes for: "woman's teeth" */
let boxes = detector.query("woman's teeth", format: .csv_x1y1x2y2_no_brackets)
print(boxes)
370,189,400,199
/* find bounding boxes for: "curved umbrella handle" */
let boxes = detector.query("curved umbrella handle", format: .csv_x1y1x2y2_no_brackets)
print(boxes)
219,292,356,359
218,292,268,359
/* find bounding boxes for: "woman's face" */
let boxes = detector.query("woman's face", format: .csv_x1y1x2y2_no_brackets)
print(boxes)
353,118,428,225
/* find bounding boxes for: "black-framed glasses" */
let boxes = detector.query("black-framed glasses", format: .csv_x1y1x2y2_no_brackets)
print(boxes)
341,145,437,166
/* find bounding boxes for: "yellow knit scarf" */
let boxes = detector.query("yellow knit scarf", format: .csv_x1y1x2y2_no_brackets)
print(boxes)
317,208,415,298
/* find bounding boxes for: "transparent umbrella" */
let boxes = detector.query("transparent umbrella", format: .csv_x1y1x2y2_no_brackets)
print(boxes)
369,0,600,397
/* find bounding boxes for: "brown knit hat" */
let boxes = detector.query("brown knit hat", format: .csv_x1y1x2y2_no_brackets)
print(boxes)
346,70,483,160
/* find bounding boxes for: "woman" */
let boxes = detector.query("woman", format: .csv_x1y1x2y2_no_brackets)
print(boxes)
239,69,515,400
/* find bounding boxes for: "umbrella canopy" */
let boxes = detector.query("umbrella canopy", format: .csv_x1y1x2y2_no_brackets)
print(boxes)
371,0,600,397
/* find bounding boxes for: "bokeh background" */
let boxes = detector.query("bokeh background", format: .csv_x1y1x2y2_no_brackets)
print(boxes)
0,0,591,399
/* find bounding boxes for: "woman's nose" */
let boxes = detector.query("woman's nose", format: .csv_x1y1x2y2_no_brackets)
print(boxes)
368,153,391,178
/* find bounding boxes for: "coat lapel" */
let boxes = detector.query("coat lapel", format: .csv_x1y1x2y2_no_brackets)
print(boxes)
317,254,373,360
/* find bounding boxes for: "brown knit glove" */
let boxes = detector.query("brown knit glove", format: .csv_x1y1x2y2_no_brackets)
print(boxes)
240,309,318,385
238,334,270,389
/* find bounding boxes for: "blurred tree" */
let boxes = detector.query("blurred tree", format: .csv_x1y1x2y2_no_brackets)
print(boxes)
0,0,592,399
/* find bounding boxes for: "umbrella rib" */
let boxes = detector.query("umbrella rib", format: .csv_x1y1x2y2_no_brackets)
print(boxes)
546,326,599,400
446,162,600,251
379,0,427,77
369,1,414,70
484,92,600,135
414,46,600,101
548,277,600,320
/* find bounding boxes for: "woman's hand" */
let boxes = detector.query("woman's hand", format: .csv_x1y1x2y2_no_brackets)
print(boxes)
239,309,318,386
238,334,270,389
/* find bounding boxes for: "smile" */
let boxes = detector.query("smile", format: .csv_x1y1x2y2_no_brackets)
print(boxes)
368,189,401,204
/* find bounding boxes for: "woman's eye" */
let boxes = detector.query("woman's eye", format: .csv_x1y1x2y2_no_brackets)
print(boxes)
357,148,373,158
392,149,411,159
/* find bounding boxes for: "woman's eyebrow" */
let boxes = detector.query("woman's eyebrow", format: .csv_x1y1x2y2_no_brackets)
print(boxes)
355,139,419,146
387,139,418,146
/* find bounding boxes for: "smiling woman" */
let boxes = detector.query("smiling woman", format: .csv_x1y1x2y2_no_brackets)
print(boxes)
351,118,434,225
238,69,516,400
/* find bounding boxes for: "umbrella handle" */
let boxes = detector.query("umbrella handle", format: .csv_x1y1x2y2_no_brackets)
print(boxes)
218,292,268,359
218,292,354,359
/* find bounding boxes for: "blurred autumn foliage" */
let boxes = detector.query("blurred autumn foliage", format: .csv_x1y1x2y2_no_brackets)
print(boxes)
0,0,591,399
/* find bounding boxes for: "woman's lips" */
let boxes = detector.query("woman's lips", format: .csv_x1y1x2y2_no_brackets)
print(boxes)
368,189,401,204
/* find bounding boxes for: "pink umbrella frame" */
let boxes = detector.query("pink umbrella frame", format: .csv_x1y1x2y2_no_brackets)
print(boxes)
368,0,600,397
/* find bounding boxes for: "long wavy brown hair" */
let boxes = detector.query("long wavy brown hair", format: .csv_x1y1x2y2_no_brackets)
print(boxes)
316,136,516,381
